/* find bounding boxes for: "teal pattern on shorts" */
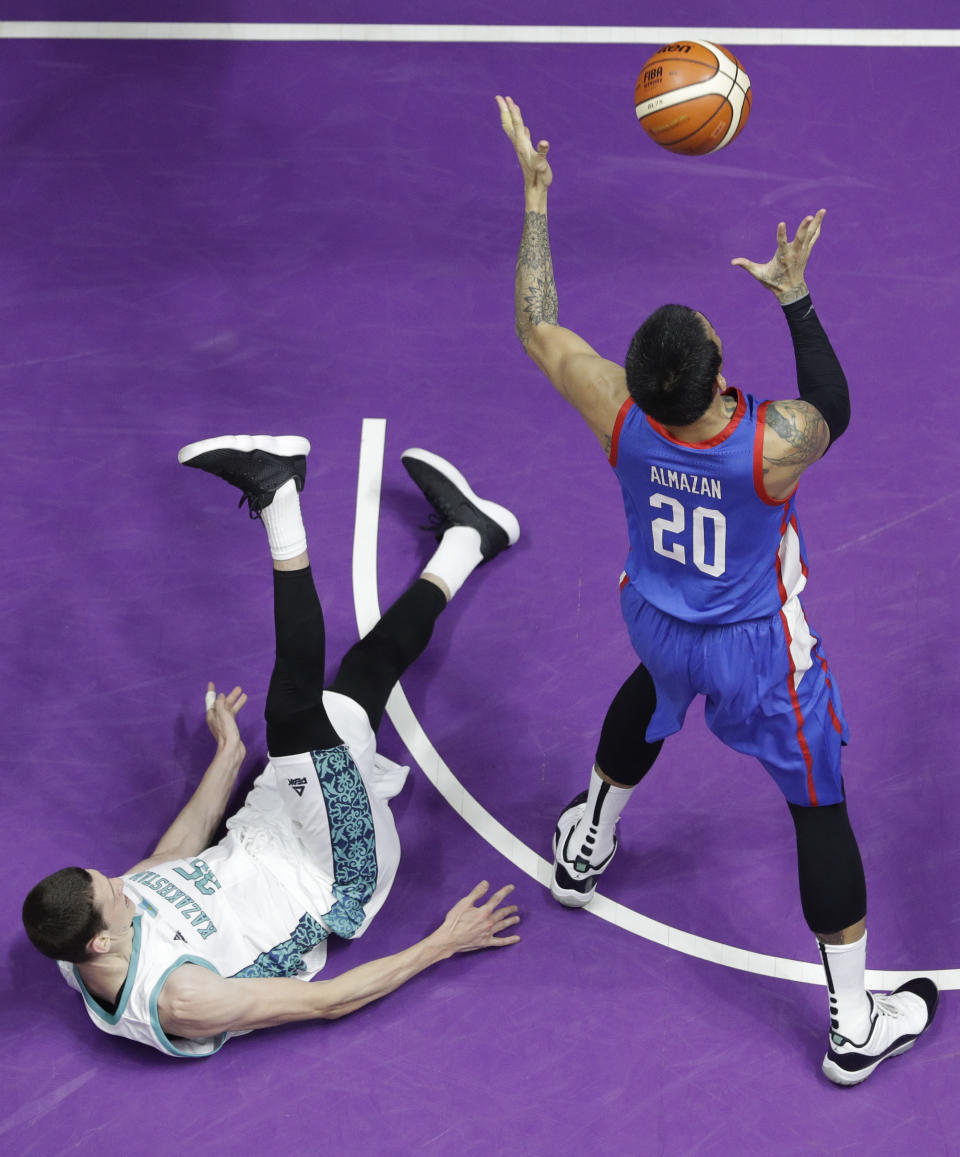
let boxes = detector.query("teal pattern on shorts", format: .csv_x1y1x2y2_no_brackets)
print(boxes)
312,744,377,938
231,912,329,978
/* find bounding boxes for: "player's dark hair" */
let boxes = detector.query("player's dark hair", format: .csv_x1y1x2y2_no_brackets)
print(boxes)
625,305,722,426
22,867,105,962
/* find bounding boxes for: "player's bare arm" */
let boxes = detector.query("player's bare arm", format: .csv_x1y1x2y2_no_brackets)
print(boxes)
158,882,521,1037
126,683,248,874
497,94,628,451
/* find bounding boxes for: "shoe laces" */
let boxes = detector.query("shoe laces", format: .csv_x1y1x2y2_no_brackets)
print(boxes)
872,995,903,1019
238,493,264,520
421,511,453,539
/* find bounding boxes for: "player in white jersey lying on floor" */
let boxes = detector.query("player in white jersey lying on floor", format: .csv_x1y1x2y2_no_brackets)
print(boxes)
22,435,520,1057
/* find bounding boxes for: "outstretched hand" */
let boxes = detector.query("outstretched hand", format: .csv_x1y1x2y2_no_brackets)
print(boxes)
434,881,521,954
731,210,826,304
496,95,552,195
205,682,247,756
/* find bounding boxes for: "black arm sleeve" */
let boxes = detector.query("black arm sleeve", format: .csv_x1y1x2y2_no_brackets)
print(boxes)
782,294,850,447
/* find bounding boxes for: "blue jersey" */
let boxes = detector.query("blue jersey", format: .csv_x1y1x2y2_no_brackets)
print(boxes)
610,389,807,624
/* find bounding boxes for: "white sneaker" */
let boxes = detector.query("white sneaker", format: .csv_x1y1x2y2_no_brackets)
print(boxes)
821,977,938,1086
550,790,617,908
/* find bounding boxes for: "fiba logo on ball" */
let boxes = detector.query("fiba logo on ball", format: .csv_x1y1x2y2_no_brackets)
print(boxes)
634,40,752,155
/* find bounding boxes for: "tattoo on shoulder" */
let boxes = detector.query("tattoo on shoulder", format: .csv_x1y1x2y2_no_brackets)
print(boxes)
764,402,828,468
601,433,612,456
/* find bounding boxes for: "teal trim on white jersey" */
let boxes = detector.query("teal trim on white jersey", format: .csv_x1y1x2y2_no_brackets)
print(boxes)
71,914,143,1025
231,911,328,979
148,956,226,1057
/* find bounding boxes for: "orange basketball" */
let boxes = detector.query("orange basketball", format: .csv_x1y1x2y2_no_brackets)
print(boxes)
634,40,752,155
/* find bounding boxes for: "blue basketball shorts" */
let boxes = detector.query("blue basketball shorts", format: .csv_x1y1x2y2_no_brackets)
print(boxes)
619,580,849,807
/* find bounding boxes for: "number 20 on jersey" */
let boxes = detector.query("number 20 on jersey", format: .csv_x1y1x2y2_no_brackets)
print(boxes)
650,493,726,577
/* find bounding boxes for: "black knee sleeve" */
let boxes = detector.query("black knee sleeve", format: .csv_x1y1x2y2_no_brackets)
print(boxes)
594,664,664,787
789,796,867,935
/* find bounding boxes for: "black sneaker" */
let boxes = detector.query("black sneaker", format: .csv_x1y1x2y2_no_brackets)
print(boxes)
401,448,519,561
178,435,310,516
821,978,939,1086
550,790,618,908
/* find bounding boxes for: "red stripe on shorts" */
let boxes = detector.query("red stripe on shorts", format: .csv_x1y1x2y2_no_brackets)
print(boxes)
817,652,843,735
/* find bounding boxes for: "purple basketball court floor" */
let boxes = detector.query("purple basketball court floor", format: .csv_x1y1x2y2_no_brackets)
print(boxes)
2,5,958,1154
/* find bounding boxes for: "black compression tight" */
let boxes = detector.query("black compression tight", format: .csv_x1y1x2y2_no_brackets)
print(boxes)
595,663,664,786
265,572,447,756
789,796,867,936
329,579,447,732
265,567,341,757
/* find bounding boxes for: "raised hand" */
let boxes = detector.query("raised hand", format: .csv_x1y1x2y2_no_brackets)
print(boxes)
731,210,826,304
205,681,247,756
496,95,552,195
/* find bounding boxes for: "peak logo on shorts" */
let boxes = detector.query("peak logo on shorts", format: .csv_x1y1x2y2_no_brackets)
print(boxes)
287,777,308,797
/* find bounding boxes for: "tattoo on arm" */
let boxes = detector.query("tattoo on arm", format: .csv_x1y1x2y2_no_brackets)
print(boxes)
775,281,809,306
763,402,828,473
515,210,559,346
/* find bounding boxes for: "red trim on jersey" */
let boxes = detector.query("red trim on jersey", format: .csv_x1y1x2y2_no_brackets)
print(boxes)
619,571,629,591
791,514,809,580
609,397,634,467
754,401,800,507
775,508,818,805
817,652,844,735
645,388,746,448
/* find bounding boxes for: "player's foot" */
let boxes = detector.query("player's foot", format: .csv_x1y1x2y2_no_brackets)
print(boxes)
401,448,519,562
550,790,618,908
178,435,310,516
821,977,938,1086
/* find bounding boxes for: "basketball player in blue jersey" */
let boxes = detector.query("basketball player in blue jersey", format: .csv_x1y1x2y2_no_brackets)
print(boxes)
497,94,937,1085
22,436,521,1057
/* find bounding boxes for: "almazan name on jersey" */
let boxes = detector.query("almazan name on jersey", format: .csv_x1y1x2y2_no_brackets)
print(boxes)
650,465,722,500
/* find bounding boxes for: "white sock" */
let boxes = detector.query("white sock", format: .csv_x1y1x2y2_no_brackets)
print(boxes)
421,526,483,599
570,766,635,864
820,930,872,1043
260,478,307,561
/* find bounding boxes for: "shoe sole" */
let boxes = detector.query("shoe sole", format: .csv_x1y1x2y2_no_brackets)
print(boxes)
178,434,311,465
821,1038,917,1087
400,448,520,546
822,978,939,1086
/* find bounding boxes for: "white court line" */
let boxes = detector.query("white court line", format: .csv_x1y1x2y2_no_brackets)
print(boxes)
0,22,958,47
353,419,959,990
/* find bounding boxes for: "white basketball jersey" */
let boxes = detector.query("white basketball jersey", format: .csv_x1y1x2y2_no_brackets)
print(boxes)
59,691,406,1057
